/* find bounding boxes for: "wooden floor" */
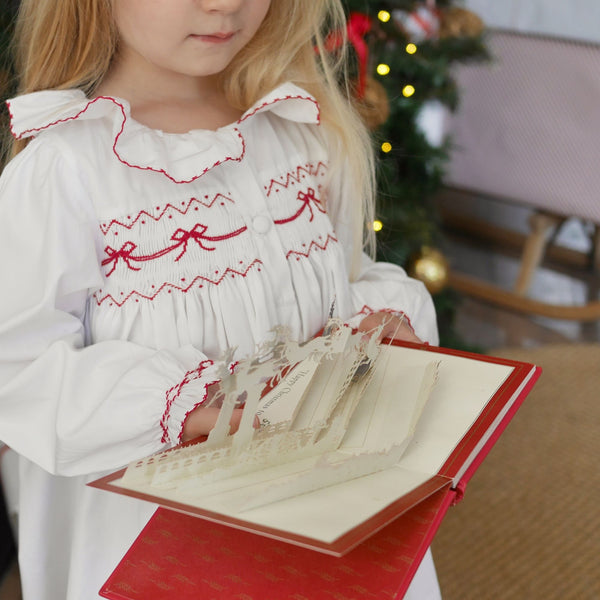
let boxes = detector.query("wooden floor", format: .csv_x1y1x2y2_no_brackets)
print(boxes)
0,193,598,600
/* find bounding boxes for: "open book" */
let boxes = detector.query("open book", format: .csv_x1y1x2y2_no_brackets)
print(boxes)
91,321,541,556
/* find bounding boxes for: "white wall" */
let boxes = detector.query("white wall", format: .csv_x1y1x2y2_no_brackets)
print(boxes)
462,0,600,43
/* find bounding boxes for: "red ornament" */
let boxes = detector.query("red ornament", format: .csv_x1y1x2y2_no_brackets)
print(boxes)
393,3,441,42
324,12,372,98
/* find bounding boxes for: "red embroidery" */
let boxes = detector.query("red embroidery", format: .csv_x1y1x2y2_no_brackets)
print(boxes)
102,242,141,276
265,162,327,197
9,96,246,184
93,259,263,307
274,188,325,225
101,182,326,277
161,360,216,444
6,101,15,137
99,194,235,235
10,92,321,184
237,94,321,125
102,222,248,274
171,223,248,259
106,98,246,184
286,233,338,259
9,96,113,140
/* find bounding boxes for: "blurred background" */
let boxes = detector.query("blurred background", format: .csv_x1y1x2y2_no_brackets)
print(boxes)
1,0,599,598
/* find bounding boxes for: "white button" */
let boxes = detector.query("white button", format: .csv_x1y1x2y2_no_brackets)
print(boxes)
252,215,272,234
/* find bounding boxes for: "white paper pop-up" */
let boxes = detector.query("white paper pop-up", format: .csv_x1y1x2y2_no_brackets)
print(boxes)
120,320,439,511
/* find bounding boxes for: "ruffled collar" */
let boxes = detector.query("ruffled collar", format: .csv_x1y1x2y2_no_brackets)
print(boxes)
7,82,321,184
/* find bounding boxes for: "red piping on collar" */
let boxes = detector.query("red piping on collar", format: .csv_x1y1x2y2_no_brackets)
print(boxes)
8,96,246,184
237,93,321,125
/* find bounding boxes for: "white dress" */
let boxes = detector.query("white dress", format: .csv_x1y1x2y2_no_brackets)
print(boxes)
0,82,441,599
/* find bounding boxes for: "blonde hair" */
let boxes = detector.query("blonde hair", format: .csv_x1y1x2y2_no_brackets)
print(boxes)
10,0,375,269
223,1,376,266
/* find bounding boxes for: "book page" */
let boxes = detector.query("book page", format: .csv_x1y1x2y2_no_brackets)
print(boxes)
113,463,438,545
341,354,439,453
106,342,525,547
389,347,514,475
254,358,321,427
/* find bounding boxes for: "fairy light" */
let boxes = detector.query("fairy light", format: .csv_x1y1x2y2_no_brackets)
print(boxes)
376,63,391,76
381,142,392,153
373,220,383,232
378,10,391,23
406,43,418,55
403,84,416,97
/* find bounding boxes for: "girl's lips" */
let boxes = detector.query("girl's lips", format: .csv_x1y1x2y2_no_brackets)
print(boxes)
190,32,236,43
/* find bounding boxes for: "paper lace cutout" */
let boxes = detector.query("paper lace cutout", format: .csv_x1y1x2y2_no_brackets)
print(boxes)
120,319,439,512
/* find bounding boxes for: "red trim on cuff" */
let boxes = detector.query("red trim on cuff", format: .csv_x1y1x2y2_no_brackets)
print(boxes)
178,380,220,444
160,360,215,444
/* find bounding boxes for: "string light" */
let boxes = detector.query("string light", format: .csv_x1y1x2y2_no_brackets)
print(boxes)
406,43,418,55
402,84,416,97
381,142,392,153
373,220,383,232
376,63,391,76
377,10,391,23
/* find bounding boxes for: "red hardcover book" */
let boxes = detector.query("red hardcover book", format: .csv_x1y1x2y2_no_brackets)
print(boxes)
92,342,541,598
100,485,456,600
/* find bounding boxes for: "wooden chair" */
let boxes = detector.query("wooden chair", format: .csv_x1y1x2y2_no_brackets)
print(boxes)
443,29,600,320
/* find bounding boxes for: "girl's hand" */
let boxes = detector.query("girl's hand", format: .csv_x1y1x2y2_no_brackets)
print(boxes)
181,382,260,442
357,311,422,344
182,406,254,442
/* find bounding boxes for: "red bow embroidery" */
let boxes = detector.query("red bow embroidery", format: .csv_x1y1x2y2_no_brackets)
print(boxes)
171,223,248,261
102,242,140,276
275,188,325,225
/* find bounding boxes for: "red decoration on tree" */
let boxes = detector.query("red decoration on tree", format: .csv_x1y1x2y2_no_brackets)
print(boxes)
393,1,441,42
325,12,373,98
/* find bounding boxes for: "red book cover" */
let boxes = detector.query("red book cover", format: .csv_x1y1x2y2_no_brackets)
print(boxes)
100,484,456,600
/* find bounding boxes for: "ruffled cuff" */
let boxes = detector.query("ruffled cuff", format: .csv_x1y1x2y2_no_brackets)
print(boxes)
160,359,221,446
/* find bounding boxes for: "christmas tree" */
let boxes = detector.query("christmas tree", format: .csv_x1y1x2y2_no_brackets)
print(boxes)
341,0,490,346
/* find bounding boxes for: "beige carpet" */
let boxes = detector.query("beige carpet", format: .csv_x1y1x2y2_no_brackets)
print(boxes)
432,344,600,600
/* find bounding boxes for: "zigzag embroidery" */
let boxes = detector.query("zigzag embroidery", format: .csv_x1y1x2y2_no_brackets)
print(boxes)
100,194,235,235
286,233,338,260
93,259,263,307
265,161,327,197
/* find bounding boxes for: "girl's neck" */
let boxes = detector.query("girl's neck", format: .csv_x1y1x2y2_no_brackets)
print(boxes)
95,58,242,134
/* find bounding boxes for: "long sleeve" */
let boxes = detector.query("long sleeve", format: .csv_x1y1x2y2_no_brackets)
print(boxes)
327,156,439,345
0,138,218,476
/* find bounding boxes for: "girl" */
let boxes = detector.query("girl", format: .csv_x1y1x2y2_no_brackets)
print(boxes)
0,0,441,598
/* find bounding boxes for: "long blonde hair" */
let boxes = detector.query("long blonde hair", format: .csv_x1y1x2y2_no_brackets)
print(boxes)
10,0,375,268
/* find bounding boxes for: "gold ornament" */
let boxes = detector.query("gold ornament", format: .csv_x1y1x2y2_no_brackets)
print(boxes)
354,77,391,131
439,7,485,39
407,246,449,294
